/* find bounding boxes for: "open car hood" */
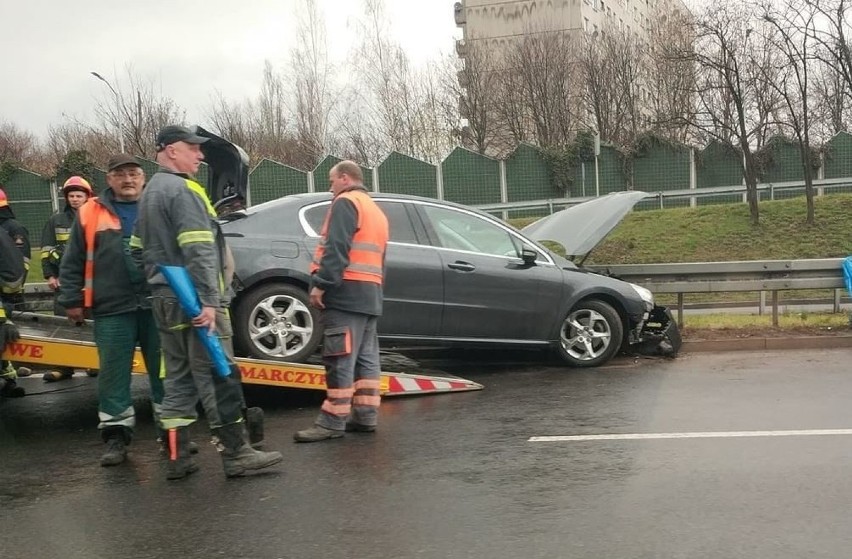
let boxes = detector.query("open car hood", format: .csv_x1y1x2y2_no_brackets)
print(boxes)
521,191,648,259
193,125,250,214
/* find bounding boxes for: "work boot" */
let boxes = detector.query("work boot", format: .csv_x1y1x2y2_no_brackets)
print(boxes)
157,429,199,455
85,369,99,378
0,362,24,398
0,377,25,398
165,428,199,480
294,425,344,442
345,422,376,433
244,406,265,449
43,369,74,382
214,422,283,478
15,366,32,378
100,427,131,467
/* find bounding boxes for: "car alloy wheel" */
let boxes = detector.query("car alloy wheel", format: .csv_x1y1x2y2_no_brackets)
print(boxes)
557,299,623,367
234,283,321,362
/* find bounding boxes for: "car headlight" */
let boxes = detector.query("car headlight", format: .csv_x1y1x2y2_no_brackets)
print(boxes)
629,282,655,310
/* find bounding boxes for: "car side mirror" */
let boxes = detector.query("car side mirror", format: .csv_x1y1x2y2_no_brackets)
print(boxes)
521,248,538,266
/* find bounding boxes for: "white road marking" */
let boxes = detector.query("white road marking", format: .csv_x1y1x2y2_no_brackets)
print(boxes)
529,429,852,442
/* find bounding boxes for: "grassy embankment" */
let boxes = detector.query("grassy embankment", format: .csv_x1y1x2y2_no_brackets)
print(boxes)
514,193,852,333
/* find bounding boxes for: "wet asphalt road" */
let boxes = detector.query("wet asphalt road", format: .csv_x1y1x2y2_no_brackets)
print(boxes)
3,348,852,559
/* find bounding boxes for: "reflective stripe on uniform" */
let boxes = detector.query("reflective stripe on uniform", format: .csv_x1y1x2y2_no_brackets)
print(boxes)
353,378,381,407
98,405,136,430
320,400,352,416
77,198,121,308
177,230,215,246
160,417,197,429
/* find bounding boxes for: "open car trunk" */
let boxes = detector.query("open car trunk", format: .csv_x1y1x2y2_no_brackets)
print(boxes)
192,125,250,215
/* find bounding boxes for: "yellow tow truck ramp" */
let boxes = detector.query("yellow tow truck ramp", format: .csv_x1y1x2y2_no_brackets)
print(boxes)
3,313,483,397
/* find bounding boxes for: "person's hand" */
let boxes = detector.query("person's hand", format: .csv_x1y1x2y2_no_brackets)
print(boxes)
66,307,85,325
47,277,60,290
309,287,325,309
0,320,20,354
192,306,217,333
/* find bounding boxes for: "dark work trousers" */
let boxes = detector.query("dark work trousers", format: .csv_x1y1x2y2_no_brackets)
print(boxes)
94,309,164,434
315,308,382,431
151,297,244,430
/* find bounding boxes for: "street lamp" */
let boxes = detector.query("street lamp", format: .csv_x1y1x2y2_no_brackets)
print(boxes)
90,71,125,153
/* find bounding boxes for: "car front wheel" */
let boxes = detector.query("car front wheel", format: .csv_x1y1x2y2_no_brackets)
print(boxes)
233,283,321,363
556,299,624,367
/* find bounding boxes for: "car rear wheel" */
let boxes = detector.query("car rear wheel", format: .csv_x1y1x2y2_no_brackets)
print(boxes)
233,283,321,363
556,299,623,367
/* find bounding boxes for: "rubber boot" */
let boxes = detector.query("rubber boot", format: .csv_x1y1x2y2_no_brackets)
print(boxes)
158,428,199,455
244,407,265,449
214,422,283,478
165,427,199,480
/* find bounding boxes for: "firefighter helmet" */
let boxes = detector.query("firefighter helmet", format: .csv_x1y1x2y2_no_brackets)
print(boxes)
62,176,94,197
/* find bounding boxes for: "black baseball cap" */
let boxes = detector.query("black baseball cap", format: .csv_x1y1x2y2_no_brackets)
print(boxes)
155,125,209,152
106,153,141,171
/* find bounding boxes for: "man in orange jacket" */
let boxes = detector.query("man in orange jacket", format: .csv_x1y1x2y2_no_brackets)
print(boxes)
294,160,389,442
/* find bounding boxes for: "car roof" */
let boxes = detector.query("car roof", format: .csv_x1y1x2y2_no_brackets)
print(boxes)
240,191,500,220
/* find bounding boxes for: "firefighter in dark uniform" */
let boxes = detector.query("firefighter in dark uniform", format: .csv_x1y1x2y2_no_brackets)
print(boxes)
0,227,24,397
0,186,30,382
41,176,95,382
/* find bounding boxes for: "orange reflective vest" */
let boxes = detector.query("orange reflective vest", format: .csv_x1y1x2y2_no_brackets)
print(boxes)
310,190,388,284
77,199,121,308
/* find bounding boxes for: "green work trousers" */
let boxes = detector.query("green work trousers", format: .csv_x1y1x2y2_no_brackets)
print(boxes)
94,309,164,434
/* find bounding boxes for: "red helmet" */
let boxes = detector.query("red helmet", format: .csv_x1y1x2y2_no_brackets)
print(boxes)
62,176,94,197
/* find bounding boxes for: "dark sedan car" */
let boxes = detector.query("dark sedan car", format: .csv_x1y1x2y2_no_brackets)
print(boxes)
220,191,679,368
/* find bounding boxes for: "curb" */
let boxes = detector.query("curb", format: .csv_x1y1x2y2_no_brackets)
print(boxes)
683,335,852,353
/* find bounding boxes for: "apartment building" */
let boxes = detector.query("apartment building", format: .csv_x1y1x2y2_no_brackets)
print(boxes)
454,0,690,49
452,0,693,152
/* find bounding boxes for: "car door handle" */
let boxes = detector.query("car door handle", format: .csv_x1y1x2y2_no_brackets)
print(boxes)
447,261,476,272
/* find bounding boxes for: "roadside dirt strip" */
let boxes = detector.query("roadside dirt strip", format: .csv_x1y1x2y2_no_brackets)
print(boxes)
683,334,852,352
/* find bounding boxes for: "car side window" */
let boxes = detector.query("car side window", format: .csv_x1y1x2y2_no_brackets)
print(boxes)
420,204,517,257
302,200,418,245
376,201,418,244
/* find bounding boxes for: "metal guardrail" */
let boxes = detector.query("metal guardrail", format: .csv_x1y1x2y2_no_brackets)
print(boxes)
475,177,852,213
19,257,849,328
586,258,848,327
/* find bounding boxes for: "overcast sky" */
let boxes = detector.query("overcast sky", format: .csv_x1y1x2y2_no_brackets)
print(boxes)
0,0,461,139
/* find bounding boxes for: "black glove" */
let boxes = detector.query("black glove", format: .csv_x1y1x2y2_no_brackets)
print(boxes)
0,320,20,354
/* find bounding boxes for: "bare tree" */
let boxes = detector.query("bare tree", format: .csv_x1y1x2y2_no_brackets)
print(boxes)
759,0,819,224
350,0,453,162
503,30,582,148
684,1,780,225
440,41,503,155
93,66,186,158
288,0,336,169
46,120,114,171
578,25,644,149
811,59,851,138
804,0,852,103
646,8,697,144
0,121,43,169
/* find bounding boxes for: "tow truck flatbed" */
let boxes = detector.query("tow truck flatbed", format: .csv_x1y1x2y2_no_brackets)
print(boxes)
3,313,483,397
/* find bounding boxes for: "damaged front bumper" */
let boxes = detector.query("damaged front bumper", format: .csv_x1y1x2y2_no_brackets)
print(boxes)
629,305,682,357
